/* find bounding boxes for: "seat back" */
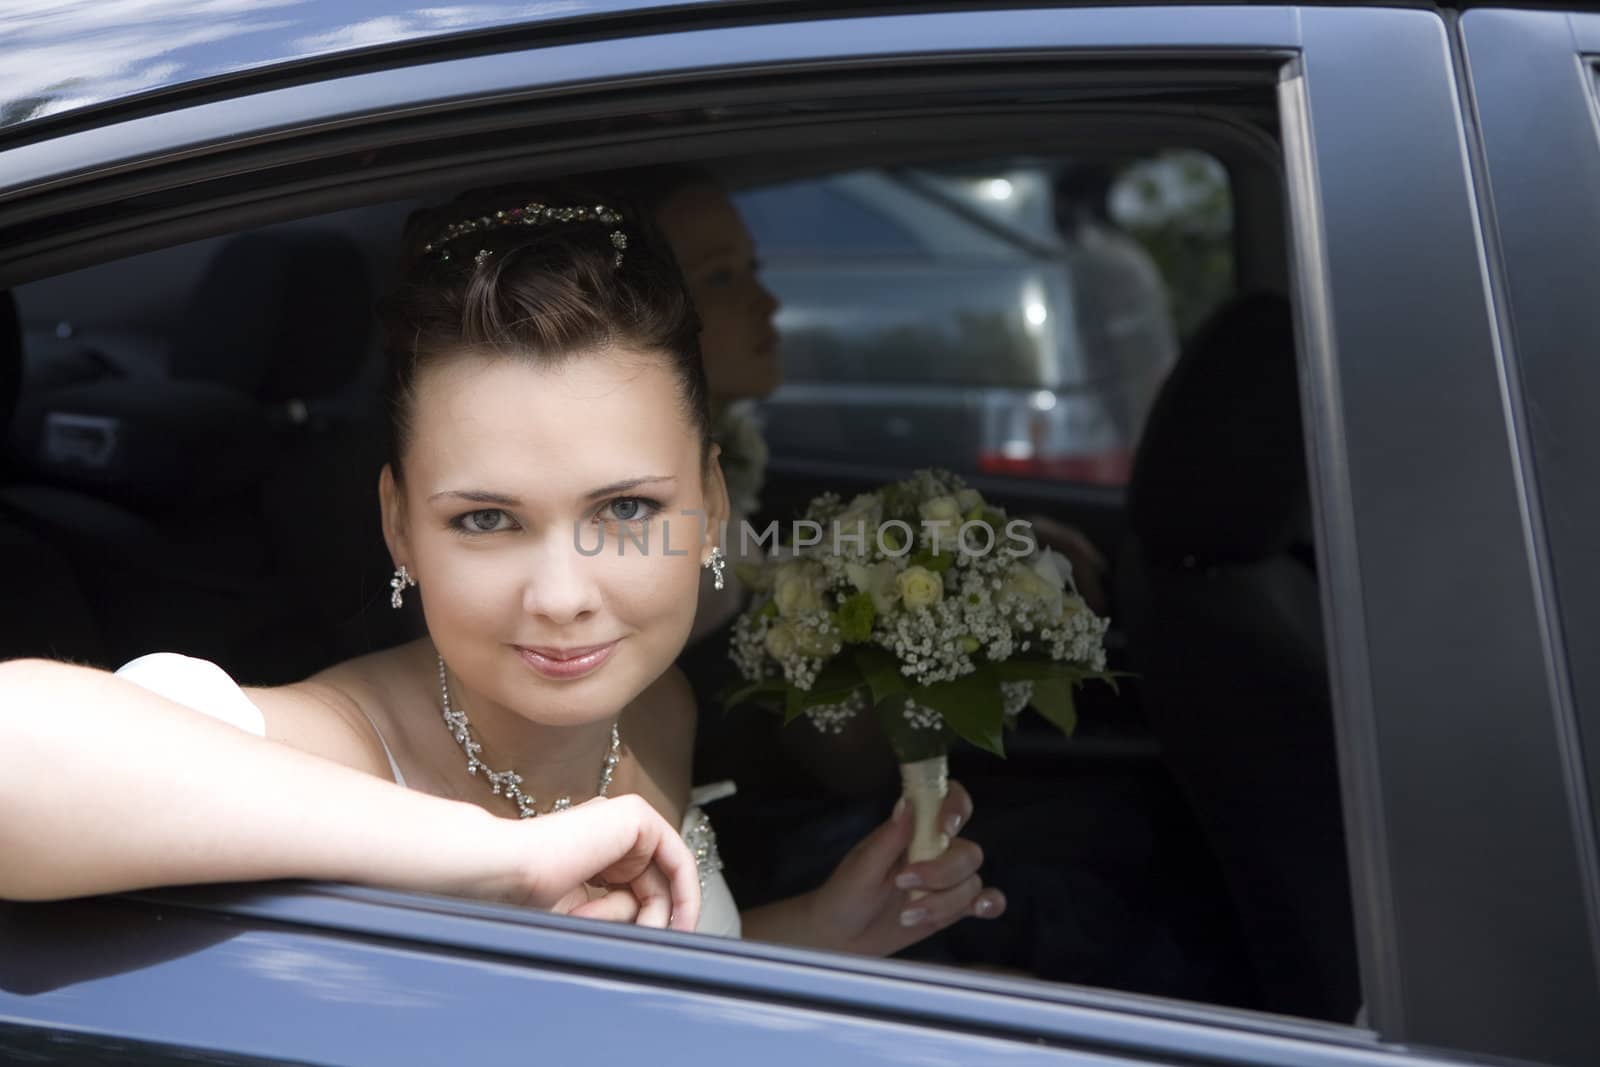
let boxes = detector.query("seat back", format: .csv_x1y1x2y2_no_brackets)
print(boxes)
1118,293,1358,1021
0,291,107,664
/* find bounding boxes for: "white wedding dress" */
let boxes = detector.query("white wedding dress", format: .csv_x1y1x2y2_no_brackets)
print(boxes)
115,652,742,938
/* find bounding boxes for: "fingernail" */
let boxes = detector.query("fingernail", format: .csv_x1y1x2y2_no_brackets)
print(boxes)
894,871,922,890
899,907,928,927
945,813,963,836
892,797,908,822
975,897,997,917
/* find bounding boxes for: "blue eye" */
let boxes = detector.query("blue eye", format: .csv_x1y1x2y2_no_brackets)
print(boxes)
702,268,736,288
601,497,661,524
456,508,514,534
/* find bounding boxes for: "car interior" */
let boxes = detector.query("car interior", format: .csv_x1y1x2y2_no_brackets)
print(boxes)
0,71,1361,1028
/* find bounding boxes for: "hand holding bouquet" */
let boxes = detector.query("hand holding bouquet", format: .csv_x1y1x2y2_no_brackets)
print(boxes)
725,469,1112,864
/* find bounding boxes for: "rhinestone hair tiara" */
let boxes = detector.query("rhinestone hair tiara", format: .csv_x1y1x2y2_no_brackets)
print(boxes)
421,202,629,268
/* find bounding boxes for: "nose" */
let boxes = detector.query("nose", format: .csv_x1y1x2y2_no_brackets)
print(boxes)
755,280,779,318
521,534,602,625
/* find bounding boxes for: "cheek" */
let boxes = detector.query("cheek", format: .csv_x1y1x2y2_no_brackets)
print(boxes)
604,540,702,617
417,540,525,621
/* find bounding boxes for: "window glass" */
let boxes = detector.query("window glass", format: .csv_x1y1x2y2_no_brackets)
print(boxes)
738,181,926,260
745,151,1235,486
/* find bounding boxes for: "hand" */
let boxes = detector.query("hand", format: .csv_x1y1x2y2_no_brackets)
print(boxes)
803,781,1005,956
493,794,702,932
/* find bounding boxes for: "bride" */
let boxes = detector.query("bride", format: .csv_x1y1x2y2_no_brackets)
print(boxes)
0,187,1003,951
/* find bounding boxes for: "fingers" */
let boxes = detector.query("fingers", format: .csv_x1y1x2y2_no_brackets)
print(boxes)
589,795,702,933
568,887,643,924
628,861,675,930
898,878,1008,933
537,795,701,932
896,837,982,892
936,781,974,840
837,796,916,887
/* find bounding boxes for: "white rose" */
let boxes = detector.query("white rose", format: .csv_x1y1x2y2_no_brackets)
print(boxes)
764,621,800,660
897,565,944,609
832,493,883,556
955,488,984,514
774,561,825,618
918,495,963,525
1031,547,1073,591
1002,563,1061,608
846,560,901,613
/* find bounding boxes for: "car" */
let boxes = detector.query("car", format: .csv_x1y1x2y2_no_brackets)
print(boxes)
740,161,1189,486
2,2,1599,1065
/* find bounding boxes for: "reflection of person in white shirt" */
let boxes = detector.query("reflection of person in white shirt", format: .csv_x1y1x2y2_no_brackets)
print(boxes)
1054,164,1178,443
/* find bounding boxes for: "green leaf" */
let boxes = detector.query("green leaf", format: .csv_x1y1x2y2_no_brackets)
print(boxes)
718,676,788,713
786,657,865,718
853,644,908,706
1028,677,1078,737
912,669,1006,758
908,548,956,574
836,591,876,643
874,696,951,763
991,657,1078,682
784,686,807,724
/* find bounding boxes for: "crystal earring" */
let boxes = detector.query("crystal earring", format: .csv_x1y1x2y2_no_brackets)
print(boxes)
390,565,417,609
704,546,726,591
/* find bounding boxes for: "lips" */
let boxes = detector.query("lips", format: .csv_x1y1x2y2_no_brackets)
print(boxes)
516,641,618,680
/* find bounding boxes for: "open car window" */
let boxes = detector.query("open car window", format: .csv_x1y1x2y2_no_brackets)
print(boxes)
2,6,1595,1067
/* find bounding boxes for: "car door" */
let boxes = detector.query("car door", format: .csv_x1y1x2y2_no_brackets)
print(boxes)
0,3,1592,1065
1457,10,1600,995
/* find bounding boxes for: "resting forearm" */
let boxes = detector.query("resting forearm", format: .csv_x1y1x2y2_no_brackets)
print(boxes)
0,659,505,902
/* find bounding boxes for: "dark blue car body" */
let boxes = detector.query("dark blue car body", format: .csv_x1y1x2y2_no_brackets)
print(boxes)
3,3,1600,1065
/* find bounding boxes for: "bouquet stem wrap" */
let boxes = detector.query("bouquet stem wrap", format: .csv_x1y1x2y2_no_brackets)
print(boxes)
900,754,950,899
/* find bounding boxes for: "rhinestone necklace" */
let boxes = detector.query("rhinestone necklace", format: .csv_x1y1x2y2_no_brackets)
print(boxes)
436,654,620,818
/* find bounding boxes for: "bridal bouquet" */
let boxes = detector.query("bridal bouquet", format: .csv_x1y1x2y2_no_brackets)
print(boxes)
724,469,1111,864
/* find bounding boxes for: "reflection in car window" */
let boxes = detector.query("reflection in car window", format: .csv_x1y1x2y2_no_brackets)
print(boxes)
1108,151,1235,340
739,181,926,260
751,152,1234,487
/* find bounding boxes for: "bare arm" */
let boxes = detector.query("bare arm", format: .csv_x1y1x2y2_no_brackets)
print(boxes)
0,659,700,929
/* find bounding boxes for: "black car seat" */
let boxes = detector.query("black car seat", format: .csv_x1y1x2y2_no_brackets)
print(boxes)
4,229,393,682
1117,292,1359,1021
169,229,401,675
0,291,108,664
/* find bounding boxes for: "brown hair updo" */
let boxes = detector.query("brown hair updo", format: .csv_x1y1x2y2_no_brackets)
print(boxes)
379,186,712,480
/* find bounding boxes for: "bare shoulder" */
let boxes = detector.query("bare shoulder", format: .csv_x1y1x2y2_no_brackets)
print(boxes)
621,666,699,816
245,643,424,783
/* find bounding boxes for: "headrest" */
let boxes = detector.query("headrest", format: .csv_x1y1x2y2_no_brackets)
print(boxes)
0,291,20,441
170,230,374,403
9,378,274,506
1126,292,1305,567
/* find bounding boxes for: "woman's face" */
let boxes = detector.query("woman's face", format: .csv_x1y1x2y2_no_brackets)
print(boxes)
382,349,725,727
656,182,781,406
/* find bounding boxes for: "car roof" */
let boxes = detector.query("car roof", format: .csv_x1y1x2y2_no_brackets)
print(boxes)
0,0,752,135
3,0,1584,141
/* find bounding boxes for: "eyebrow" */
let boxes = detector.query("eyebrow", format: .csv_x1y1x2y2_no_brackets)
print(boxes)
428,476,676,507
584,475,677,500
428,489,522,506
